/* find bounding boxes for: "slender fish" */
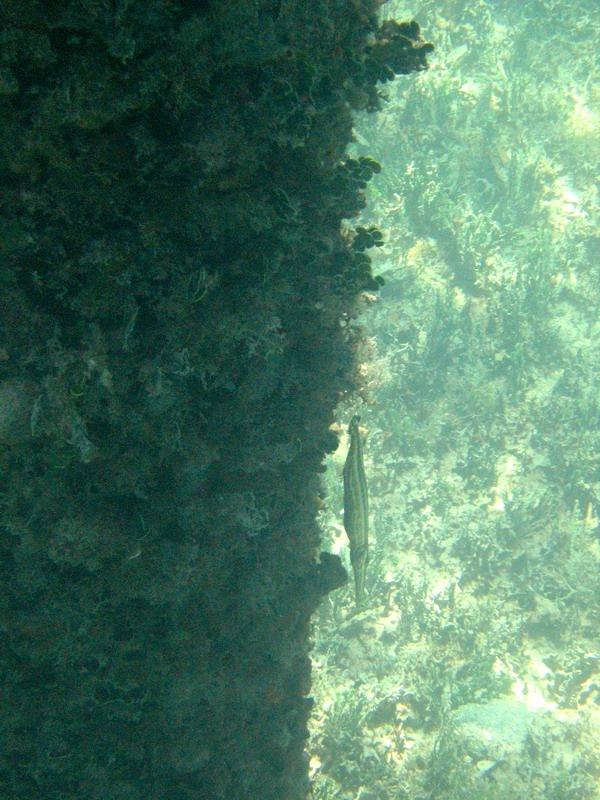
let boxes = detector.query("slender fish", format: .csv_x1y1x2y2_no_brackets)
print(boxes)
343,415,369,603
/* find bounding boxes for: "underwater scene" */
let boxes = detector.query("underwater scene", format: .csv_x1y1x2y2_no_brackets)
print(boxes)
1,0,598,796
310,0,600,798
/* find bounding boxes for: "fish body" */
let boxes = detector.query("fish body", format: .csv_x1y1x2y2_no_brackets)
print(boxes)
343,415,369,603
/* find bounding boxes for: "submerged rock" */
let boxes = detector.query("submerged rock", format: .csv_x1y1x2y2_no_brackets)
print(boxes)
448,698,530,762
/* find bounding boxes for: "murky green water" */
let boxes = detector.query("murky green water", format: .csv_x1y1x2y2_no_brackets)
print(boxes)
311,1,600,797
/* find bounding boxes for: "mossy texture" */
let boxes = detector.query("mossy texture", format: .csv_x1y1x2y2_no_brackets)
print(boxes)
0,1,431,798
